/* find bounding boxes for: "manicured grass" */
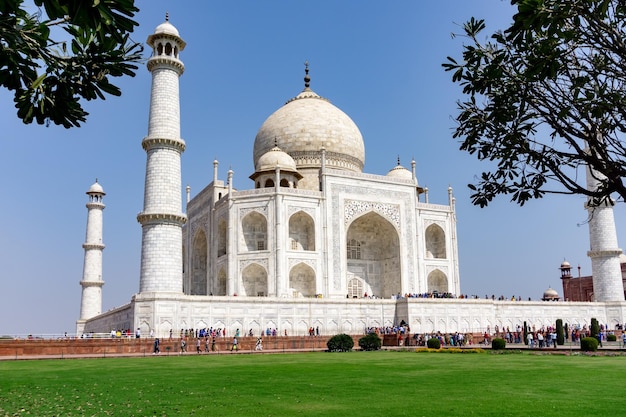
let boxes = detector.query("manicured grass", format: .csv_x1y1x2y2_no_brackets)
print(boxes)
1,351,626,416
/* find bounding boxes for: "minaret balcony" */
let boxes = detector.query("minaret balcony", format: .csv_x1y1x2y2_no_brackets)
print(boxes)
142,137,186,152
137,212,187,226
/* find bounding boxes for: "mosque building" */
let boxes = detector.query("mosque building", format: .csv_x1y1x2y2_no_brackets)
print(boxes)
77,17,626,337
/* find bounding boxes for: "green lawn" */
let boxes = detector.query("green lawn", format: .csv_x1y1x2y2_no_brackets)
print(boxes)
1,351,625,416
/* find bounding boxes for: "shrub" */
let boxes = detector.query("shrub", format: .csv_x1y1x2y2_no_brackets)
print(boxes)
607,334,617,342
358,333,382,351
491,338,506,350
581,337,599,352
327,333,354,352
556,319,565,346
426,338,441,349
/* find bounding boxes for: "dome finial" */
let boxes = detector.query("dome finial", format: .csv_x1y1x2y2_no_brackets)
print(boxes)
397,155,401,166
165,11,169,21
304,60,311,90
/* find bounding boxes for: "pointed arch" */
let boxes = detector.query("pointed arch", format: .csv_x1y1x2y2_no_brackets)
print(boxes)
289,262,316,297
242,211,267,251
218,219,227,257
346,212,401,298
216,267,227,296
427,269,448,293
289,211,315,251
241,263,268,296
425,224,446,259
191,229,208,295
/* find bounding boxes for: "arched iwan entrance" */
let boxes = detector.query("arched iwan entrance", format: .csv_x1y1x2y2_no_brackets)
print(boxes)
191,229,207,295
427,269,448,294
241,263,268,296
289,263,316,297
346,212,401,298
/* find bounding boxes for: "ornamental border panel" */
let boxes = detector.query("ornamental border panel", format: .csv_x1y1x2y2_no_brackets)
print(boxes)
240,258,269,271
240,206,268,218
344,199,400,229
288,258,317,271
288,206,316,218
425,265,449,276
423,219,446,230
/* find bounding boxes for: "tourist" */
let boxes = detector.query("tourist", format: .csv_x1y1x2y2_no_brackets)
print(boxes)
256,336,263,351
135,328,141,339
622,332,626,348
196,338,201,354
232,336,238,351
153,338,160,354
180,338,186,354
527,332,534,348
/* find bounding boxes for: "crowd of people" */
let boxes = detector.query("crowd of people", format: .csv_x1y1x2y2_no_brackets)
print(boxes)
360,292,535,301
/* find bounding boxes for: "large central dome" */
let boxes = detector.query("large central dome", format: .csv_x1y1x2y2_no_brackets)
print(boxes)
253,72,365,189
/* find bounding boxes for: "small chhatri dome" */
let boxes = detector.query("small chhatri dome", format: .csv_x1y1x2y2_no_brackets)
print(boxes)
256,145,298,172
543,287,559,300
147,13,186,51
87,179,105,195
153,12,180,37
387,157,413,180
560,260,571,268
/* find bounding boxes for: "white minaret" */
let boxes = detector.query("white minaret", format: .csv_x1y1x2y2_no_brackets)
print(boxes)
137,15,187,293
586,151,624,301
77,180,106,335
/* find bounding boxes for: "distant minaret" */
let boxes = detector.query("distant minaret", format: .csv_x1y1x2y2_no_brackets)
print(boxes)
77,180,106,335
137,15,187,293
586,149,624,301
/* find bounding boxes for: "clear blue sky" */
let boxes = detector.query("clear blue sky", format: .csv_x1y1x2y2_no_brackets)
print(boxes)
1,1,621,336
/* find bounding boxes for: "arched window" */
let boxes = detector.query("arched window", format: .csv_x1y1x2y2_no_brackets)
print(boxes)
264,179,274,188
348,278,363,298
347,239,361,260
165,42,172,56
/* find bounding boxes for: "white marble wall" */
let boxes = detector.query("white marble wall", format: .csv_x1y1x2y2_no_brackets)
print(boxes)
82,295,626,338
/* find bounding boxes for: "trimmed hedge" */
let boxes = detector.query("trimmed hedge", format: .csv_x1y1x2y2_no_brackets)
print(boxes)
591,318,600,338
327,333,354,352
427,338,441,349
556,319,565,346
491,338,506,350
358,333,382,351
607,334,617,342
581,337,599,352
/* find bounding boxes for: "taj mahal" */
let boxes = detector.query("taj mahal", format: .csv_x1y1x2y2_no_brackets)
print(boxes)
76,18,626,338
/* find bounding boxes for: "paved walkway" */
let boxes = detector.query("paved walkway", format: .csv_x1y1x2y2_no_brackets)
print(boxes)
1,341,624,361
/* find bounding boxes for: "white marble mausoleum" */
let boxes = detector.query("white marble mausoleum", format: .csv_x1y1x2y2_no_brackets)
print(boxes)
76,17,626,338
